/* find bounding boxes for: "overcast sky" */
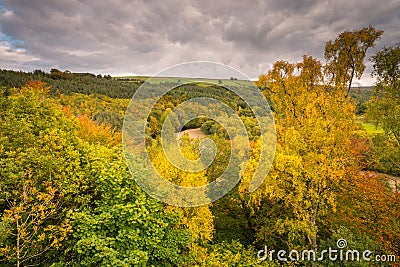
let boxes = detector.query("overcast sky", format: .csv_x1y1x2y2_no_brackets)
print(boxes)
0,0,399,84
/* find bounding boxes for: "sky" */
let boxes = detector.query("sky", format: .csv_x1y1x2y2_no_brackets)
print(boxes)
0,0,399,85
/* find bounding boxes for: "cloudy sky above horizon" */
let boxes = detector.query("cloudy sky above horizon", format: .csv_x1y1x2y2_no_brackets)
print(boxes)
0,0,399,85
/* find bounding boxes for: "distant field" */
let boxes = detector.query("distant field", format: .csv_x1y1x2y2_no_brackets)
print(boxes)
362,122,384,135
113,75,255,87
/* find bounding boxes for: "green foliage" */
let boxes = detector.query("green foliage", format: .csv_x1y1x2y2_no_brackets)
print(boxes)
0,69,140,98
320,227,383,267
211,188,255,246
349,87,373,114
0,82,193,266
141,83,257,140
60,149,192,267
366,45,400,175
202,241,279,267
0,82,81,266
368,134,400,175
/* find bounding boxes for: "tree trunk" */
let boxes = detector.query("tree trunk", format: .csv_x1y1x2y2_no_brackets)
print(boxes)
346,65,355,97
309,201,319,251
16,218,20,267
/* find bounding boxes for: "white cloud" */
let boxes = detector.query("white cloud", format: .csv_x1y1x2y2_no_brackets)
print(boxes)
0,40,39,69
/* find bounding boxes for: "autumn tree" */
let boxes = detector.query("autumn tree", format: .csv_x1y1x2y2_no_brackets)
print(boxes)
0,82,78,266
252,56,359,251
147,136,215,262
59,147,193,266
1,183,71,267
324,25,383,95
247,27,384,252
0,82,195,266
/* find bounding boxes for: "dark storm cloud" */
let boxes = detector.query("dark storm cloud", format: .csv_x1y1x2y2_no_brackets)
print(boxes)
0,0,399,83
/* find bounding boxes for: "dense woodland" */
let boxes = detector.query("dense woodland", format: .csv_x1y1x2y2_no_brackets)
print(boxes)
0,26,399,266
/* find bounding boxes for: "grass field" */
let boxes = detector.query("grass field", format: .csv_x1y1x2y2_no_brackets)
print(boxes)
362,122,384,135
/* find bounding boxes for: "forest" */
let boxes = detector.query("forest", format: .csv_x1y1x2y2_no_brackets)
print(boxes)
0,26,399,266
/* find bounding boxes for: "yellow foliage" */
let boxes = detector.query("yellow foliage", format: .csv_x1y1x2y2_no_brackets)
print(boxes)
249,56,360,250
149,137,215,244
1,181,72,262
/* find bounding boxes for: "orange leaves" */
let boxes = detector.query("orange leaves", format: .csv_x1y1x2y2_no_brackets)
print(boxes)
62,105,74,117
335,171,400,254
0,246,11,256
20,80,51,95
76,114,121,147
